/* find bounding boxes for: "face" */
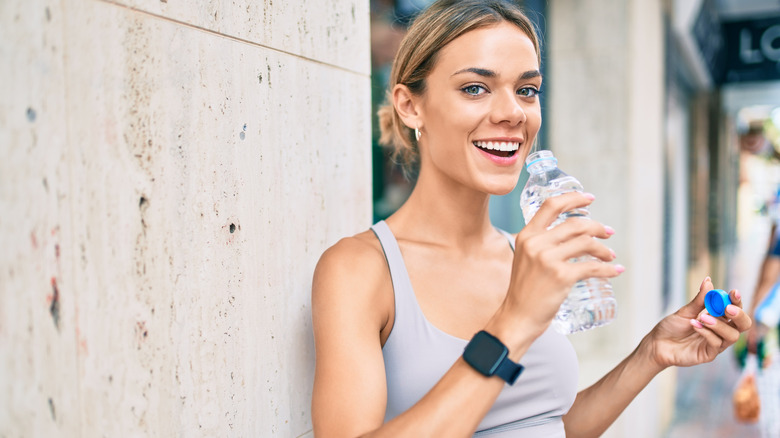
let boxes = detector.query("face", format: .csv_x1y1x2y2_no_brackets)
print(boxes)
415,22,542,195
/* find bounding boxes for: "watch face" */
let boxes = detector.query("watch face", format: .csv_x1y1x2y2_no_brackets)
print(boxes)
464,331,508,374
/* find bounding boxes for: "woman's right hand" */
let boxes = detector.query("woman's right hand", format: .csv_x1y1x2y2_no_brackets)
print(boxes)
499,192,623,340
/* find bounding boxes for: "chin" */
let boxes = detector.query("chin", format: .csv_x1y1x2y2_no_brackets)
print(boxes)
490,186,517,196
481,176,520,196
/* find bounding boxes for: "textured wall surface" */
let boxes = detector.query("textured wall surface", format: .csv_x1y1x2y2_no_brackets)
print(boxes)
0,0,371,436
548,1,668,437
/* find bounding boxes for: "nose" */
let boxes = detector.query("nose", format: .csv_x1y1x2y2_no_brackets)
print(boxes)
489,90,527,126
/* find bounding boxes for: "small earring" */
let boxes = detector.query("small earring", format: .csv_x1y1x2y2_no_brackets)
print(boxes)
415,126,421,141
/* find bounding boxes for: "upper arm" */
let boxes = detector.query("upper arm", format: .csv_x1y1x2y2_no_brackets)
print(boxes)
755,256,780,308
762,256,780,282
756,232,780,300
311,237,392,437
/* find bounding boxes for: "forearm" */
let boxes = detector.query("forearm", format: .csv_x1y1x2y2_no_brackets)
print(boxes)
750,282,772,317
314,348,511,438
312,312,535,437
363,358,506,438
337,315,540,438
749,257,780,316
563,338,663,438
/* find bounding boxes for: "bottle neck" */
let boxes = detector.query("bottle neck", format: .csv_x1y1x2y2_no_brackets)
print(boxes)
527,158,557,174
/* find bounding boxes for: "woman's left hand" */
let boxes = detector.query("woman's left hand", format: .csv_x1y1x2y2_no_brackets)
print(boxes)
643,277,752,370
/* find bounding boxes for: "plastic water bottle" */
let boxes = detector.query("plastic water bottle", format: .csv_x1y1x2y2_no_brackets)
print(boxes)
520,150,617,334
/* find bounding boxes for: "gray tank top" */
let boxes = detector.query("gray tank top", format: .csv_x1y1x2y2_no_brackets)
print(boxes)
372,221,579,437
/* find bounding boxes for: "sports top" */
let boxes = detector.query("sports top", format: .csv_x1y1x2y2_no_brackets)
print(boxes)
372,220,579,437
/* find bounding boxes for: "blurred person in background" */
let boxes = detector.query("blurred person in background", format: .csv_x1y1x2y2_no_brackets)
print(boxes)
742,119,780,437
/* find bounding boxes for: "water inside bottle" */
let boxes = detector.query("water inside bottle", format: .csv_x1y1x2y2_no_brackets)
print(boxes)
520,155,617,335
553,278,617,334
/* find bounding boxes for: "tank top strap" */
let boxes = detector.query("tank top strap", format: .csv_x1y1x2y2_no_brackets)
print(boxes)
496,228,516,251
372,221,515,281
370,220,416,307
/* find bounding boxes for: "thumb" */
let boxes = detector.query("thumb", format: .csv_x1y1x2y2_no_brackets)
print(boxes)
682,276,713,315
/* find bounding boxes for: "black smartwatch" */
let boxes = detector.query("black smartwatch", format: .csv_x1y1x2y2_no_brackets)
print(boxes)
463,330,524,385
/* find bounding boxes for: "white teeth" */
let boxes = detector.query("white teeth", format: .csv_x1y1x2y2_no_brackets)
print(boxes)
474,141,520,151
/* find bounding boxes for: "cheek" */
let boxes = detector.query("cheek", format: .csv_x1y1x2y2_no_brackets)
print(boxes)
432,102,481,129
526,106,542,132
428,106,482,147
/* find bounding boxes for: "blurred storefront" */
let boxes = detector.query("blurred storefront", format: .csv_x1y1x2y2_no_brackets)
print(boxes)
671,0,780,299
666,1,780,435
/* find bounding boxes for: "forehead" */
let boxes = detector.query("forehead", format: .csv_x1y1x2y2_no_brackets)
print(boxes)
434,22,539,73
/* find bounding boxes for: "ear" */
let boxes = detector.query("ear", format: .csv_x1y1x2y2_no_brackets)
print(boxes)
391,84,424,131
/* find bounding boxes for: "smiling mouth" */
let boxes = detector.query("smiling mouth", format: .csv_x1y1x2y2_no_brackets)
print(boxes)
473,141,520,158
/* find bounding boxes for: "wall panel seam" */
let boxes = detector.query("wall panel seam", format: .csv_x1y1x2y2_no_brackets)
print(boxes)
295,429,313,438
95,0,370,78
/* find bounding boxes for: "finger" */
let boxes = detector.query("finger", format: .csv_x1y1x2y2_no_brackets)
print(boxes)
682,276,713,315
723,303,752,332
728,289,743,309
549,234,616,262
562,259,625,283
697,311,741,346
526,192,595,232
689,319,726,350
546,216,615,243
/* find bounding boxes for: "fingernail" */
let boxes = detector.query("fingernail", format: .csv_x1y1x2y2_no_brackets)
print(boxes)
705,276,711,282
604,226,615,235
615,264,625,274
609,248,616,259
690,319,704,329
700,314,717,325
726,304,739,316
734,290,742,300
583,193,595,200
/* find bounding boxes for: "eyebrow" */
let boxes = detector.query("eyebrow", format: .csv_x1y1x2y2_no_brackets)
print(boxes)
452,67,496,77
452,67,542,81
519,70,542,80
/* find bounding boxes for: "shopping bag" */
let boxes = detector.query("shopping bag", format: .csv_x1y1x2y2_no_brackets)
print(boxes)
733,353,761,423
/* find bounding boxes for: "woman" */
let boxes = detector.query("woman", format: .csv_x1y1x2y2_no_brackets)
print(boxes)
311,1,751,436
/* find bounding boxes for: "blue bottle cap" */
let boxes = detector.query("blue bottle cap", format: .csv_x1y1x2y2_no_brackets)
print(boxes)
704,289,731,317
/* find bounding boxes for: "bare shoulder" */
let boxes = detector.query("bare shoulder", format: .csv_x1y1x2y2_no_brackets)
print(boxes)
314,229,387,286
312,229,391,329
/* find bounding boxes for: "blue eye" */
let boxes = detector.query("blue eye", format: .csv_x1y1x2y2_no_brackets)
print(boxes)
518,87,541,98
462,85,486,95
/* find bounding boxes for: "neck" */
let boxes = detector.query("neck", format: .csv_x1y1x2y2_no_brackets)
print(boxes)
387,166,499,250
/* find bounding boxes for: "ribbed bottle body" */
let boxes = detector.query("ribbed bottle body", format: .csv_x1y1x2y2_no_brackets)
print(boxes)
520,150,617,334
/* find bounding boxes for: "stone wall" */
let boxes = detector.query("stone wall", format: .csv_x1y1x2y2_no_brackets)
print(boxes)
0,1,371,436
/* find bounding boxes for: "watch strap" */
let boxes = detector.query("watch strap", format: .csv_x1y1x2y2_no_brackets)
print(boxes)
494,355,524,385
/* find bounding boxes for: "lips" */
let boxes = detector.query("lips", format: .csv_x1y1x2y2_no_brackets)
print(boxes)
473,140,520,158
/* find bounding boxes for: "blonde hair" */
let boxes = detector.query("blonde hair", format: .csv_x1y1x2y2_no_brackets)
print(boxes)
378,0,541,175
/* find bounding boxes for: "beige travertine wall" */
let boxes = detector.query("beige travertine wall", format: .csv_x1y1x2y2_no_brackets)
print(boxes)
548,0,669,437
0,0,370,436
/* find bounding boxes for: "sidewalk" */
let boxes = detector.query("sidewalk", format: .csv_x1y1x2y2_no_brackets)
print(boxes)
664,349,762,437
665,191,780,437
